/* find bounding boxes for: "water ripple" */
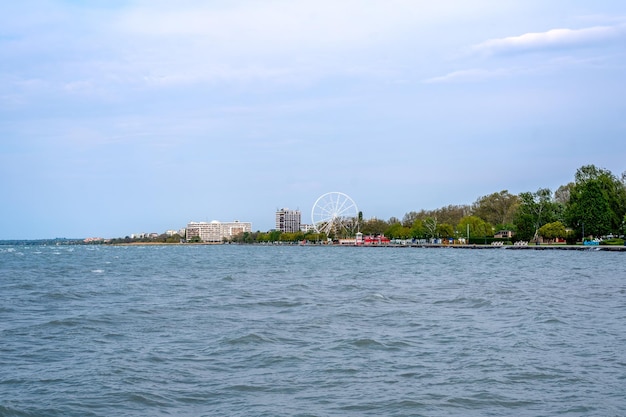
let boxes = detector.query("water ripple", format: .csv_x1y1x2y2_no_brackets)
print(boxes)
1,245,625,416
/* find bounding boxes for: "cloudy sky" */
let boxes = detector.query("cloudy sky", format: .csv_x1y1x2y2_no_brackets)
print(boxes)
2,1,625,239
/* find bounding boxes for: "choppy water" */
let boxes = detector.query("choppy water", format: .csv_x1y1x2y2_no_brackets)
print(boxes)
1,244,625,416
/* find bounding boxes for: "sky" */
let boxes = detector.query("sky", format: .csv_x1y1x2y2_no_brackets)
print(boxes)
1,0,625,239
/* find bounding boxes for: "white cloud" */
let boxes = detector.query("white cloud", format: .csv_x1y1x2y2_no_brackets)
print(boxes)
471,24,626,56
423,68,513,84
0,0,513,92
425,21,626,84
422,53,623,85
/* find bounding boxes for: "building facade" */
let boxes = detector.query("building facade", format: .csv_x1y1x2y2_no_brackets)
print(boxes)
494,230,515,239
186,220,252,242
300,223,316,233
275,208,301,233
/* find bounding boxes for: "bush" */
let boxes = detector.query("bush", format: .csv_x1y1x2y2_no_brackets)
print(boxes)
600,238,624,246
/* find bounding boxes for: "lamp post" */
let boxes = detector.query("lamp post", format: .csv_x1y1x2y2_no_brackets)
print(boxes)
582,222,585,242
578,221,585,243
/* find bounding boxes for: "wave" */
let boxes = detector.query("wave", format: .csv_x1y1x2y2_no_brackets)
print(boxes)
2,244,625,416
0,405,52,417
434,296,493,308
225,333,275,345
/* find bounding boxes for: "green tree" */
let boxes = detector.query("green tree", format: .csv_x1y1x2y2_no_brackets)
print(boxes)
165,233,183,243
268,230,282,242
513,188,562,241
301,231,320,243
410,219,425,238
472,190,519,226
361,218,388,235
457,216,492,241
233,231,254,243
538,221,567,241
437,223,454,238
385,223,411,239
402,206,469,230
565,165,626,237
423,217,438,238
279,232,298,242
256,232,270,243
566,179,613,237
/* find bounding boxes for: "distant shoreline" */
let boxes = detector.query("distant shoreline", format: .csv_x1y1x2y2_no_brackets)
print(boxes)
385,244,626,251
2,240,624,251
110,242,626,251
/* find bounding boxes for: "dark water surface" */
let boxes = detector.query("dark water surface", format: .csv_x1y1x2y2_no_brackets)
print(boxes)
1,244,625,416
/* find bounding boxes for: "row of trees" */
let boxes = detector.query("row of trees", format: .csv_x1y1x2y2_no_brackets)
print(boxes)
363,164,625,243
514,165,625,241
108,233,184,244
236,164,625,244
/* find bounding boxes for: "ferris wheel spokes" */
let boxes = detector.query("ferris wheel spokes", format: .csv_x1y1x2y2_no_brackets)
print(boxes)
311,192,359,237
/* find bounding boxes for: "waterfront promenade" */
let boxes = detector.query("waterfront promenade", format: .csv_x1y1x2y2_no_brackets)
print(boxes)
368,243,626,251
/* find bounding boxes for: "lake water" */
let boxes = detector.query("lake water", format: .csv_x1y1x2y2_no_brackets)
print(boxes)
1,244,625,416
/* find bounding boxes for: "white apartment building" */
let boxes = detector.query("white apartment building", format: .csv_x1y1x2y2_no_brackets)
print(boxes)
300,223,316,233
275,208,301,233
186,220,252,242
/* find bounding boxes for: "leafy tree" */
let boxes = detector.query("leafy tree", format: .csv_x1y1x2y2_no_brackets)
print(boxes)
513,188,562,241
472,190,519,226
403,206,470,230
165,233,183,243
554,183,574,205
538,221,567,241
457,216,493,240
440,205,470,226
495,223,517,234
268,230,282,242
566,179,613,237
232,231,253,243
385,223,411,239
565,165,626,237
275,231,301,242
423,217,438,238
388,216,401,225
437,223,454,238
256,232,270,243
402,211,419,227
361,218,388,235
409,219,425,238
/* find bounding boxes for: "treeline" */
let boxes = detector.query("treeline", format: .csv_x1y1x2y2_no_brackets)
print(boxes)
108,233,184,245
235,164,626,244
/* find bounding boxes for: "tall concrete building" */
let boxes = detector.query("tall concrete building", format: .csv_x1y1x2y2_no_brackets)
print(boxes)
186,220,251,242
275,208,301,233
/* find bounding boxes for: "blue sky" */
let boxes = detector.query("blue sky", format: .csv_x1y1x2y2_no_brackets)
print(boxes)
2,1,625,239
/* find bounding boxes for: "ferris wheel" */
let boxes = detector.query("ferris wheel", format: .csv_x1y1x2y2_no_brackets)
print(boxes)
311,192,359,237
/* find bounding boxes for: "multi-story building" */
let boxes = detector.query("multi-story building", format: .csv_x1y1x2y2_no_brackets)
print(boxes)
186,220,252,242
300,223,316,233
275,208,301,233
